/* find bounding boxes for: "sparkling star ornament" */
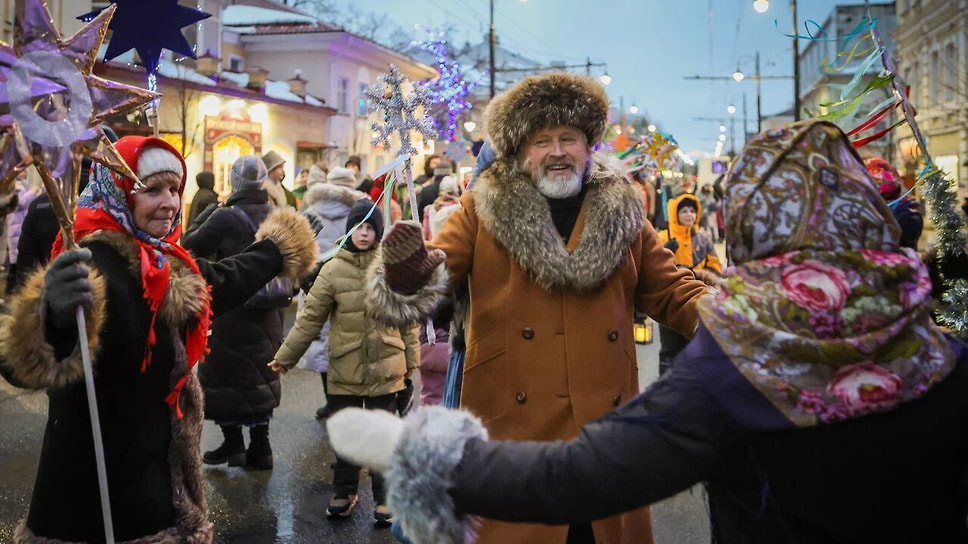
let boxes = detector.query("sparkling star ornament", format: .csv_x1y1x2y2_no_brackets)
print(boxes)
366,64,438,157
78,0,211,76
1,0,159,246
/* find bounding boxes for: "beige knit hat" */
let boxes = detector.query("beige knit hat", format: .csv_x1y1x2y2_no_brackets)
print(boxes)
327,166,358,188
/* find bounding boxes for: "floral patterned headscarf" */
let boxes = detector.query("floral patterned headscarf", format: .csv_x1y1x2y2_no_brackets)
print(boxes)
697,120,954,427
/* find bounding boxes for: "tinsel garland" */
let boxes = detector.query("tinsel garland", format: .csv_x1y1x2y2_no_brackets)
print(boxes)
919,166,968,338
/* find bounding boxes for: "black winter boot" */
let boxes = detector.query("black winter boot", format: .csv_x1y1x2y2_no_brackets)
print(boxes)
246,424,273,470
316,372,333,419
203,425,245,466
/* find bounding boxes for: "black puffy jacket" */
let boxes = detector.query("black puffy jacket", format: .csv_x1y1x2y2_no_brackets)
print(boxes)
182,188,284,420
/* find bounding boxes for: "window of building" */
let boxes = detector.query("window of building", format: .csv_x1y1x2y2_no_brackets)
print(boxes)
357,83,369,117
931,50,941,105
945,43,957,102
337,78,349,113
228,55,244,73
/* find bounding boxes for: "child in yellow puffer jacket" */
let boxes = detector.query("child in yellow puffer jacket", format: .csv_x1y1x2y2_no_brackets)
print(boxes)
656,193,722,375
657,193,722,274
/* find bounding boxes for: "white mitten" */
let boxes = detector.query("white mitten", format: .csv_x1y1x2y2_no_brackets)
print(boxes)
327,408,404,473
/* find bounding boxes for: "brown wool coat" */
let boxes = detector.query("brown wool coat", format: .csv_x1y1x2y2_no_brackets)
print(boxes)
369,156,709,544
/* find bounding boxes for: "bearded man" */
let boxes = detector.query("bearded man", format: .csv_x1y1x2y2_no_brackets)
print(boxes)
367,72,710,544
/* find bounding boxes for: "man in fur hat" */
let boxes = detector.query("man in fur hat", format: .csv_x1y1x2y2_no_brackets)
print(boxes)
366,72,710,544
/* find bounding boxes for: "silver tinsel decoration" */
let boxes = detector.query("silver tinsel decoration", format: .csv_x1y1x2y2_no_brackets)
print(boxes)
365,64,438,157
920,166,968,339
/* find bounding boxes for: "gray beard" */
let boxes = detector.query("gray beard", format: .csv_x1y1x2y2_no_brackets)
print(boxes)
536,173,582,199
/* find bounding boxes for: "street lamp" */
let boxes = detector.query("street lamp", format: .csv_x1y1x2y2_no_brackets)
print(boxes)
629,104,639,114
727,104,737,114
647,124,656,132
752,0,800,121
599,72,612,86
463,120,477,133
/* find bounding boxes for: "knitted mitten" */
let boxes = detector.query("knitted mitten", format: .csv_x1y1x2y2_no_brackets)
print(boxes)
383,221,445,295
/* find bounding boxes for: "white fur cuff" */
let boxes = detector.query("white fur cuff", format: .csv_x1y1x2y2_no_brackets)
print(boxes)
387,407,487,544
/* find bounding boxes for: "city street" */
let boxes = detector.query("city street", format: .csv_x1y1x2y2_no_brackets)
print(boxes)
0,309,709,544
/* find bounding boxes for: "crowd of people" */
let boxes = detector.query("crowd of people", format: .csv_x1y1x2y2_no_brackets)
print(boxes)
1,69,967,544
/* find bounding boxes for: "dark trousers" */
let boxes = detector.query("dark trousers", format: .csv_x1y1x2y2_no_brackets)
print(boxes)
327,392,398,504
658,324,689,376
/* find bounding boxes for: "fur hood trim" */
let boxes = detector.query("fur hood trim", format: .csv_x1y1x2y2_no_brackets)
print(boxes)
387,407,487,544
0,266,106,390
473,154,644,292
255,207,318,280
365,246,450,330
302,183,367,209
483,72,609,158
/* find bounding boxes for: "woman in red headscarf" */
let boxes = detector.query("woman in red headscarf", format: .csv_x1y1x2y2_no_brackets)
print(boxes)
0,136,317,543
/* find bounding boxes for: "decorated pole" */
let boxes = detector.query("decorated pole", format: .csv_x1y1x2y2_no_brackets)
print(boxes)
78,0,210,139
0,1,159,540
365,64,439,219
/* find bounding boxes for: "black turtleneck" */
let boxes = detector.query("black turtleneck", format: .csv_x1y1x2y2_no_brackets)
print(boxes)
547,187,587,242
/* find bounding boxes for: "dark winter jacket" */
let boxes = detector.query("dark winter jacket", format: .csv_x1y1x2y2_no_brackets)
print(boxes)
186,172,219,227
182,188,284,420
448,327,968,543
890,198,924,250
14,193,61,288
2,230,286,543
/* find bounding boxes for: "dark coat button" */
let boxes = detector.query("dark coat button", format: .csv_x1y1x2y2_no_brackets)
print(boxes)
607,330,619,342
516,392,527,404
522,327,535,340
613,394,622,407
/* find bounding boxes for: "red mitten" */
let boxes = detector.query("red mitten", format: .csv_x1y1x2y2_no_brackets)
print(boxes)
383,221,446,295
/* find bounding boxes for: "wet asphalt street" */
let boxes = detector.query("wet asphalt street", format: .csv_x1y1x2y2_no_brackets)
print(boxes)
0,307,709,543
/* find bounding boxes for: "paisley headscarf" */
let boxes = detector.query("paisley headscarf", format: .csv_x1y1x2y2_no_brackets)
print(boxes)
697,120,954,427
51,136,212,418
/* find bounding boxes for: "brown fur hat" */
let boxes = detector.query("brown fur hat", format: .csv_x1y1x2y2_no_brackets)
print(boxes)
483,72,610,158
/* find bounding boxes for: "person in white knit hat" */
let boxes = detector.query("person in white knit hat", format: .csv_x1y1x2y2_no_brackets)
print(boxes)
327,166,359,189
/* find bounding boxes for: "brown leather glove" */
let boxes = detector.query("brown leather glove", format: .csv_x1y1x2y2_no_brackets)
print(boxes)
383,221,445,295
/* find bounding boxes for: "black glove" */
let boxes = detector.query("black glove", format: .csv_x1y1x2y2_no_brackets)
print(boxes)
44,248,94,329
664,239,679,253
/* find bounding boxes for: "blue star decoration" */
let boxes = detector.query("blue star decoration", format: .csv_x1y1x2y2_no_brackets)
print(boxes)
78,0,210,75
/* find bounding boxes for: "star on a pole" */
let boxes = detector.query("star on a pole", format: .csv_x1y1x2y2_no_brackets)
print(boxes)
0,0,159,246
366,64,438,158
79,0,211,75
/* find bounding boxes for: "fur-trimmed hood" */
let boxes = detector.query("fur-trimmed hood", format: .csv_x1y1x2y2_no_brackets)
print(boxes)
471,154,643,292
302,182,367,212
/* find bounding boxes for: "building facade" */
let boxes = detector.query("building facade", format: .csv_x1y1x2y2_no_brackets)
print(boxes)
894,0,968,200
798,3,897,160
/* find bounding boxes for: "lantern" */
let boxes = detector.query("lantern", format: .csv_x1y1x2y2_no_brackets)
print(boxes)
633,317,653,345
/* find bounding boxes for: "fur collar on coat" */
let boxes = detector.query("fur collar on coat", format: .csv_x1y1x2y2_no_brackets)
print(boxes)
471,154,644,292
